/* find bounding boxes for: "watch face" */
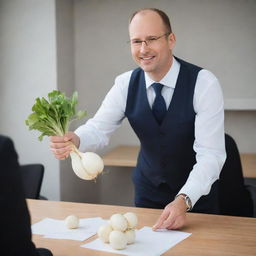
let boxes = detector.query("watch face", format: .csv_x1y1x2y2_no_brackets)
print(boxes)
185,196,192,210
175,194,192,211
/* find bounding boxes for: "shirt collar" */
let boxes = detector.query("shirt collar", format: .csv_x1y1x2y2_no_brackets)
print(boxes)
144,56,180,89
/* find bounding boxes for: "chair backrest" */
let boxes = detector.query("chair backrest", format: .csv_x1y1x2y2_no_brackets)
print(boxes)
20,164,44,199
219,134,253,217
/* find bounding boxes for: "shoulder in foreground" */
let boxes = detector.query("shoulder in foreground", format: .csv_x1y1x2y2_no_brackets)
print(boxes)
0,135,14,152
0,135,12,145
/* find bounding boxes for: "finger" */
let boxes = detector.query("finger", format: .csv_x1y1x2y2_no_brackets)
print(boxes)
166,218,180,230
64,132,76,142
54,152,70,160
65,132,81,148
59,156,69,160
50,136,66,143
162,216,175,229
51,146,72,155
50,141,72,149
167,222,178,230
152,209,170,231
167,221,181,230
167,216,186,230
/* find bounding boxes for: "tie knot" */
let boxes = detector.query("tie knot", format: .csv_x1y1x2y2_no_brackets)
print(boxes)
152,83,164,95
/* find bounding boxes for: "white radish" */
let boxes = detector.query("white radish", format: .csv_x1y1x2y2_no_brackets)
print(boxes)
81,152,104,176
70,145,104,180
123,212,138,229
110,214,128,232
65,215,79,229
70,152,95,180
125,229,136,244
109,230,127,250
97,224,113,243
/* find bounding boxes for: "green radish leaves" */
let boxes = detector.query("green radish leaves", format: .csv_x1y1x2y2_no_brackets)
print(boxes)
25,90,86,141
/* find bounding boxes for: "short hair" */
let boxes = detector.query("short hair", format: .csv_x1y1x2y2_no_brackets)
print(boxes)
129,8,172,34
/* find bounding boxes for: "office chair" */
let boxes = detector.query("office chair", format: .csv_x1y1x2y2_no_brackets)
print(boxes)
20,164,45,199
219,134,254,217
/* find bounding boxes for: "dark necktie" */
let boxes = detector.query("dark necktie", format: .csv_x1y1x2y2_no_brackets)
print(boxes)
152,83,167,124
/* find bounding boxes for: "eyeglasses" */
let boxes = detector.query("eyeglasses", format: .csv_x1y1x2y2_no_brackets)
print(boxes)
129,33,170,47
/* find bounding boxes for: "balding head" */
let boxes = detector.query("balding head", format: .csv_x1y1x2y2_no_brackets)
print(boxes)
129,8,172,34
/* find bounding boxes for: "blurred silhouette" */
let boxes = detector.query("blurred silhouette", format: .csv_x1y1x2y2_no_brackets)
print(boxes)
0,135,52,256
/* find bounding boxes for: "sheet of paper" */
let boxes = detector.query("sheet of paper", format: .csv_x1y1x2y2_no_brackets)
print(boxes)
32,217,106,241
82,226,191,256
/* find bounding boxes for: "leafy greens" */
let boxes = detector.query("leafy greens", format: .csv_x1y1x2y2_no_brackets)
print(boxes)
25,90,86,141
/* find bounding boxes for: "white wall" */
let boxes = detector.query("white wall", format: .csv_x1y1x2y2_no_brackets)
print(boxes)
225,111,256,153
0,0,60,200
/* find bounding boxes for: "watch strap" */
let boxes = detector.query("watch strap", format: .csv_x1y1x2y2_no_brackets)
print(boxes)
175,194,192,211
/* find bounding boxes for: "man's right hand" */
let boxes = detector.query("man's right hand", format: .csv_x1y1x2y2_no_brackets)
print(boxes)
50,132,80,160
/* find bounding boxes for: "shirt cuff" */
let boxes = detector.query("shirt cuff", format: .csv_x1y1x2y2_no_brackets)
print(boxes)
74,128,87,152
176,181,204,208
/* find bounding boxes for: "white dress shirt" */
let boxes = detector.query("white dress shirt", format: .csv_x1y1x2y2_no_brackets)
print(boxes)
75,57,226,207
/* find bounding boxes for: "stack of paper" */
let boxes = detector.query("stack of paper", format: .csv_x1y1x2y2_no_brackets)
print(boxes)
32,217,106,241
82,226,191,255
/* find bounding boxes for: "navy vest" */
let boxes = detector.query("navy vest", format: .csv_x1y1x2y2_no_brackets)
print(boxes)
125,57,202,191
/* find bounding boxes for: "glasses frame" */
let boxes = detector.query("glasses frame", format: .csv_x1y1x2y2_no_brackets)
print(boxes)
128,32,171,47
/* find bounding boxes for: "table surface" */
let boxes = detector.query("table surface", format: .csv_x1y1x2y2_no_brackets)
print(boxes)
28,199,256,256
102,145,256,178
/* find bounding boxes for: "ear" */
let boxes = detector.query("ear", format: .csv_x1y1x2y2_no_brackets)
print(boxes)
168,33,176,50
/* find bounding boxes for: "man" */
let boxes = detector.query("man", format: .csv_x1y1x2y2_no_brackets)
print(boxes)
50,8,226,230
0,135,52,256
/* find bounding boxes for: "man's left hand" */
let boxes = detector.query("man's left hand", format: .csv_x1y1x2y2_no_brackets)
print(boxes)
152,196,187,230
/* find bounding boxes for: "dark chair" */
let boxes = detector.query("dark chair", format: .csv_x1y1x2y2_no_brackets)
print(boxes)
219,134,254,217
20,164,45,199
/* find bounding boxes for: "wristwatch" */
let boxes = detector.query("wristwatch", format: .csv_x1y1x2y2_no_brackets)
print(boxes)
175,194,192,211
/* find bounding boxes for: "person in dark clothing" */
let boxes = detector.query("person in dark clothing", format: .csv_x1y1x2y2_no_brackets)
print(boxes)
0,135,52,256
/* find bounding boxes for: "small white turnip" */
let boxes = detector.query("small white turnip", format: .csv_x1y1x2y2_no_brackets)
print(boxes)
109,230,128,250
65,215,79,229
110,213,128,232
125,229,136,244
97,224,113,243
123,212,138,229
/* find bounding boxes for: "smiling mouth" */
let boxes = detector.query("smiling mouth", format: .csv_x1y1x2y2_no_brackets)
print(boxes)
140,56,155,61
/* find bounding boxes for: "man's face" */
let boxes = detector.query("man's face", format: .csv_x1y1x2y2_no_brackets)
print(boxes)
129,11,175,81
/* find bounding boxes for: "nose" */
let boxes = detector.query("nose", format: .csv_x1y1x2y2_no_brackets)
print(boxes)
140,41,149,53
